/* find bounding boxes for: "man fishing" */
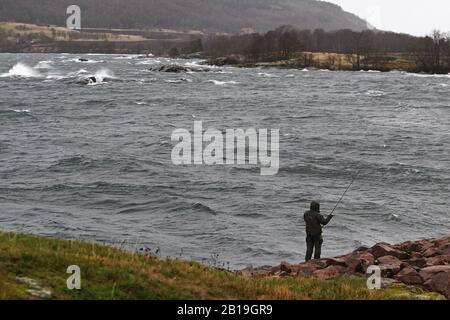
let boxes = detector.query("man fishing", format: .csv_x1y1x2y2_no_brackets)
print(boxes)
304,201,333,261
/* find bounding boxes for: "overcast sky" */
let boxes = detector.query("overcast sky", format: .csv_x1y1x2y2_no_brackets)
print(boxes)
325,0,450,36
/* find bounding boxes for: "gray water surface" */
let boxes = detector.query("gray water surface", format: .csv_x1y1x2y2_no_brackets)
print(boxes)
1,53,449,268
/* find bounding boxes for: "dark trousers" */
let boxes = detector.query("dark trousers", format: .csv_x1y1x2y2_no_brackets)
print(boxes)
305,234,323,261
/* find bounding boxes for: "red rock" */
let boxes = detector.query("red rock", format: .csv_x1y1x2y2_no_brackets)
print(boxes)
407,258,427,269
424,273,449,298
370,243,410,260
377,255,421,274
312,265,346,280
324,258,347,267
437,243,450,255
353,246,370,252
410,252,423,259
426,255,450,266
421,243,450,257
433,235,450,248
239,267,254,277
294,262,323,277
394,266,423,285
378,264,402,277
280,261,292,273
344,252,375,274
396,240,427,253
359,252,376,265
420,266,450,298
377,255,402,266
419,265,450,282
310,259,329,269
270,265,281,275
274,271,289,277
422,247,440,258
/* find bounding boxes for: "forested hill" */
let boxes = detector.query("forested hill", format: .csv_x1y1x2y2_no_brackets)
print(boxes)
0,0,368,33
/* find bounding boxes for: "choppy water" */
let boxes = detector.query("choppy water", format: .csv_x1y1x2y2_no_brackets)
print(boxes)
1,53,449,268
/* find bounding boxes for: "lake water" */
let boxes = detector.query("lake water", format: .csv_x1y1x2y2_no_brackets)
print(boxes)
1,53,449,268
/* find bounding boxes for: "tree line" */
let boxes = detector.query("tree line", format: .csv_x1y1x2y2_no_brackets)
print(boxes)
200,26,450,73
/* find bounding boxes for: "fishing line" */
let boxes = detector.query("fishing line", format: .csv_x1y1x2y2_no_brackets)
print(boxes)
329,169,361,216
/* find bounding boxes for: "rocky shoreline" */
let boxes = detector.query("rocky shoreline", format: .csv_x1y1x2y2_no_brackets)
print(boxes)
239,235,450,299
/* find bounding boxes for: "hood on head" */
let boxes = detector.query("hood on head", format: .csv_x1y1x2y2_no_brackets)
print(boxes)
310,201,320,213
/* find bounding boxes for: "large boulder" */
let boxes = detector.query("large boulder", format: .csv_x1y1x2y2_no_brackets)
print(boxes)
433,235,450,248
353,246,370,253
426,255,450,266
419,266,450,298
343,252,375,274
396,239,433,254
422,247,441,258
238,266,254,277
407,257,427,268
293,263,321,277
279,261,293,273
238,266,273,277
378,264,402,278
376,255,404,277
312,265,346,280
437,243,450,255
370,243,410,260
419,266,450,282
324,257,347,268
394,266,424,285
76,76,98,85
377,255,402,266
424,272,450,298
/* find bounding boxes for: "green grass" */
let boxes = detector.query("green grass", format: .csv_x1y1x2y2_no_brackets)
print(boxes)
0,232,445,300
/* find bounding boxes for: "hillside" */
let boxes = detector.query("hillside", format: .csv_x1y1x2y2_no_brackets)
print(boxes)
0,231,445,300
0,0,368,33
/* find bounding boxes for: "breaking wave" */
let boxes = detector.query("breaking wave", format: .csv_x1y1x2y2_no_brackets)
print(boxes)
365,90,385,97
0,62,41,78
208,80,239,85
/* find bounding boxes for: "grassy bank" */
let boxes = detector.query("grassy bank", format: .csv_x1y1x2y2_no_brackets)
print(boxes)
0,232,445,300
207,52,418,72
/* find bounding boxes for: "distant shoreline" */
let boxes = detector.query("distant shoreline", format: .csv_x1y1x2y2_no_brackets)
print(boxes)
1,51,449,77
2,22,449,75
204,54,450,75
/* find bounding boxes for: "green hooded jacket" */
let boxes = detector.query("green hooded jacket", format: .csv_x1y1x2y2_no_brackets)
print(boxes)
304,201,333,236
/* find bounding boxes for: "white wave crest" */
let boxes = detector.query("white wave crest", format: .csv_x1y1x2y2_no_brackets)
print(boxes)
406,73,450,78
94,68,116,82
165,78,193,84
257,72,277,78
365,90,385,97
0,63,41,78
208,80,239,86
34,61,53,69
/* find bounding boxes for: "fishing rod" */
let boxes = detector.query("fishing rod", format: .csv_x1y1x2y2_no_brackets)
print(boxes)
329,169,361,216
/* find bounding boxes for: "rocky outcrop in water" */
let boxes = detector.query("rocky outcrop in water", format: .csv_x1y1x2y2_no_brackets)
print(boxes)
239,235,450,298
207,56,241,67
149,64,214,73
76,76,98,85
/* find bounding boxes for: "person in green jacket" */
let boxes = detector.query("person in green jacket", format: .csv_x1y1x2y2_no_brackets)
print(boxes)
304,201,333,261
